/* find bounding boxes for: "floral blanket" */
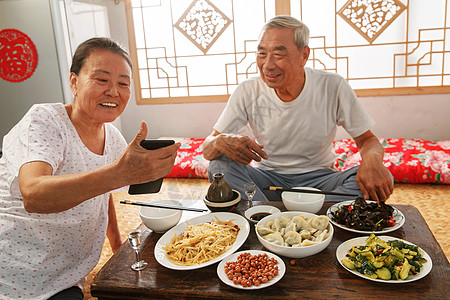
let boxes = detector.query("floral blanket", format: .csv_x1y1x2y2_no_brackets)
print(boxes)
166,138,450,184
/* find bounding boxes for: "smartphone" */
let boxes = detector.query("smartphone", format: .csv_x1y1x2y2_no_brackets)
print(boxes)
128,139,175,195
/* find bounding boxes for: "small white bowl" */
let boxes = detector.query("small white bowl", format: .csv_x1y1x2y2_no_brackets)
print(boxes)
139,200,182,233
282,187,325,214
203,190,241,212
255,211,333,258
244,205,281,224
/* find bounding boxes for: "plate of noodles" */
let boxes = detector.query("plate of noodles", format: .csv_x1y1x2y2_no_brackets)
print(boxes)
155,212,251,270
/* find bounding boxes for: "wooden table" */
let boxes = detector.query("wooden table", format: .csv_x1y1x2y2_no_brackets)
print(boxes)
91,202,449,299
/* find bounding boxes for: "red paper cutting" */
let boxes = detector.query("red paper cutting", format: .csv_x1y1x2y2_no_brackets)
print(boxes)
0,28,38,82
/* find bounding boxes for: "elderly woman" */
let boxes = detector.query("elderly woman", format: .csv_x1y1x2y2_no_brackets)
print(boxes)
0,37,179,299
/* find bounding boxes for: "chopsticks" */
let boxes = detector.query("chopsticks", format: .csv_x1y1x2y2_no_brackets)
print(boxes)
119,200,208,212
263,186,359,197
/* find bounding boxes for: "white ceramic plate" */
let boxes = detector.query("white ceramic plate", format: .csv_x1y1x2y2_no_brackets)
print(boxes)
326,200,405,234
336,235,432,283
217,250,286,289
155,212,250,270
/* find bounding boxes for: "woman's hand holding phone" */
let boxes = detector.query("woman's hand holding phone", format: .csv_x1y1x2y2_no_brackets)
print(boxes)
114,122,179,194
128,139,176,194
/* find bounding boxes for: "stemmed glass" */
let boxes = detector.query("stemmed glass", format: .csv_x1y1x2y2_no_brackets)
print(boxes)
127,229,148,271
244,182,257,207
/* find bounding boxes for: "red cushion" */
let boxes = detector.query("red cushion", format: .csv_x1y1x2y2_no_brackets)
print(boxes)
167,138,450,184
333,138,450,184
166,138,209,178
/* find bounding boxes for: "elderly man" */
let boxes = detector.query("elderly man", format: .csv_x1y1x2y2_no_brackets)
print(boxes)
203,15,393,203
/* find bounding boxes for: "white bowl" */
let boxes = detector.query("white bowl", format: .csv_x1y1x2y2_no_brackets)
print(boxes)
255,211,333,258
282,187,325,213
244,205,281,224
139,200,182,233
203,190,241,212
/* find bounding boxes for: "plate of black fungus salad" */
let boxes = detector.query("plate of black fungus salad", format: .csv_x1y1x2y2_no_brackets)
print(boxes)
326,197,405,234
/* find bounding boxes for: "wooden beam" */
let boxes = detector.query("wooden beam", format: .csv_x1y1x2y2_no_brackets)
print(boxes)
355,86,450,97
275,0,291,15
137,95,231,105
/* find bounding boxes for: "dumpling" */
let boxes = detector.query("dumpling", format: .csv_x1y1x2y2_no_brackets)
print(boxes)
291,216,308,230
310,216,329,231
263,232,284,246
284,221,297,234
301,239,318,246
271,219,282,232
299,229,312,240
256,225,274,236
313,229,324,238
279,216,291,227
304,218,317,234
315,229,330,243
284,231,302,246
271,216,290,232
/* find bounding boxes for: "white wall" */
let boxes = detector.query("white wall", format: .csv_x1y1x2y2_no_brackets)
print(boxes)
118,92,450,141
350,94,450,141
0,0,64,140
1,0,115,140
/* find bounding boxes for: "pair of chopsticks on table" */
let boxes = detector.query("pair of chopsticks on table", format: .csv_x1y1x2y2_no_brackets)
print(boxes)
119,200,208,212
121,187,359,211
263,186,359,197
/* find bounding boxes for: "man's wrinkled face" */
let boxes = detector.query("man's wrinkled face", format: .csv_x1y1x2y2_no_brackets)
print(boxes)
256,28,309,93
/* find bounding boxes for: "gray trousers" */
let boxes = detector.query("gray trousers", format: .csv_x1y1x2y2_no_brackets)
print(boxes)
208,155,365,202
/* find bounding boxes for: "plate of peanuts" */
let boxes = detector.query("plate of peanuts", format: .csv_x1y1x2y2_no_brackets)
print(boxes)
217,250,286,289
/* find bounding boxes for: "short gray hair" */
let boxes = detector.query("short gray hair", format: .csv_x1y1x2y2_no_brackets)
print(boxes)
262,15,310,49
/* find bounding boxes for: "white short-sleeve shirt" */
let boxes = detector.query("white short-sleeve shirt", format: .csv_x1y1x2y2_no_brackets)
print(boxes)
214,68,374,174
0,103,127,299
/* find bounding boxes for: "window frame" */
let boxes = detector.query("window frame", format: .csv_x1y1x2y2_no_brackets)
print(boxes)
125,0,450,105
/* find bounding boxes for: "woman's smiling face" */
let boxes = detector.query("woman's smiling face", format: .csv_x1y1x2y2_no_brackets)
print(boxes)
69,49,132,124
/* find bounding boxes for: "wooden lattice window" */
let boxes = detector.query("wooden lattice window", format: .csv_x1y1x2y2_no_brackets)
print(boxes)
125,0,450,104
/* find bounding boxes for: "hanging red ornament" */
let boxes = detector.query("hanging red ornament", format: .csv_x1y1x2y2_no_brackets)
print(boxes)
0,28,38,82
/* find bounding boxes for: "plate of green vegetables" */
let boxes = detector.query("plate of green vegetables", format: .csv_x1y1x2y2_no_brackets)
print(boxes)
336,234,432,283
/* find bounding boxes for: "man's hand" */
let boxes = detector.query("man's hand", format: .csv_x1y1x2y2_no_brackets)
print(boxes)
203,131,268,165
354,131,393,202
356,152,393,202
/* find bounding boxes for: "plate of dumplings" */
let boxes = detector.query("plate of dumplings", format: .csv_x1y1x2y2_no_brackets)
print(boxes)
255,211,334,258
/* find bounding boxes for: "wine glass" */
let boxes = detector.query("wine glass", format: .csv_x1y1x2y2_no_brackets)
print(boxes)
127,229,148,271
244,182,257,207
